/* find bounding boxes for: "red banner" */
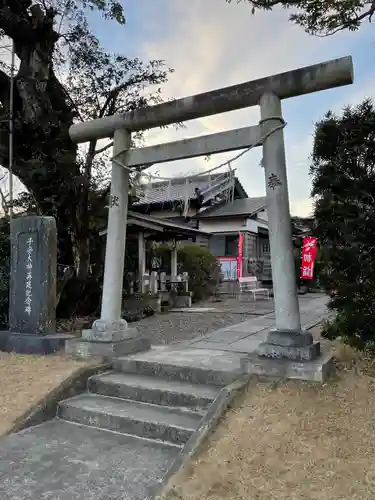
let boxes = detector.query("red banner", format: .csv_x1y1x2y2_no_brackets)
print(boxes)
237,233,244,279
300,236,317,280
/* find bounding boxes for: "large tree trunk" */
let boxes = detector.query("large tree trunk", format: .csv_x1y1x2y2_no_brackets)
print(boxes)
0,2,95,275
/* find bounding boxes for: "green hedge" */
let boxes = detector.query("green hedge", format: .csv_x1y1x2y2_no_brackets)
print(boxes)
121,293,158,322
152,243,221,302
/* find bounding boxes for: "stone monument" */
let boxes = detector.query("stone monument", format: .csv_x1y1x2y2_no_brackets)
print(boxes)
0,215,73,354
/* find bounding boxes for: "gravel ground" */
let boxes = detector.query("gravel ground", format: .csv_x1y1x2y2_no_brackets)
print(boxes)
133,297,274,345
57,296,275,345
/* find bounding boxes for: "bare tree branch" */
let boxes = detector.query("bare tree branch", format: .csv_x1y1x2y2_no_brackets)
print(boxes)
99,75,151,117
94,141,113,156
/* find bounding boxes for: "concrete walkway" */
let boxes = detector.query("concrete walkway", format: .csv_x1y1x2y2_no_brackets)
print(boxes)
183,293,329,354
125,293,330,384
0,420,179,500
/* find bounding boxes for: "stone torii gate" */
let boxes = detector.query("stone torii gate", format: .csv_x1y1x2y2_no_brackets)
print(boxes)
66,56,353,365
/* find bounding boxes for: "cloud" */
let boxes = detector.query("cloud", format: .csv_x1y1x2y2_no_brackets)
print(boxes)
290,198,314,217
332,76,375,111
129,0,371,215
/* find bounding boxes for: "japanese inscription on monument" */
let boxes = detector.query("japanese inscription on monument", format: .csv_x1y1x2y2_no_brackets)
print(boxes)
24,236,34,316
8,216,57,335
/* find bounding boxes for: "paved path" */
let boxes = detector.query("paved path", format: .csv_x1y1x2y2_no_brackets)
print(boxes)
0,420,178,500
182,293,330,355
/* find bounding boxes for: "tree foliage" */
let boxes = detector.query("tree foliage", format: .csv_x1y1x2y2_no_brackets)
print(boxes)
310,99,375,348
227,0,375,35
0,1,171,282
152,244,221,302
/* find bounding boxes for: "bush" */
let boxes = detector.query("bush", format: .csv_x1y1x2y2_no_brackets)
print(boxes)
178,244,221,301
152,243,221,302
121,293,157,322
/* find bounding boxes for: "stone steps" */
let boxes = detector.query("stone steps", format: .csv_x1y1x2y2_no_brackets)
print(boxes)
58,393,202,446
112,346,241,386
56,345,238,457
89,371,220,411
0,345,240,498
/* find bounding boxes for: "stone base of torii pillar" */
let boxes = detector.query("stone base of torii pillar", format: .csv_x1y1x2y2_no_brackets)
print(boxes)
241,346,333,383
65,318,150,360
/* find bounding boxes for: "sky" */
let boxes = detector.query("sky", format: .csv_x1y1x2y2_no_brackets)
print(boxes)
3,1,375,216
86,0,375,217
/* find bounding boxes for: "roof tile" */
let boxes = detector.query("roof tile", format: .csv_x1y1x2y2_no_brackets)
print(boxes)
196,197,267,218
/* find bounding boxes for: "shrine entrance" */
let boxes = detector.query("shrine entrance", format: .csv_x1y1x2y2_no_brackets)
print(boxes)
68,56,353,363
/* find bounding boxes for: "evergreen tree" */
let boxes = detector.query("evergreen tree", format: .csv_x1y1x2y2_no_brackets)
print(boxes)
310,99,375,348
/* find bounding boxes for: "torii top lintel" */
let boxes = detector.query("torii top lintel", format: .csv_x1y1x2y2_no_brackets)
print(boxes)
69,56,353,143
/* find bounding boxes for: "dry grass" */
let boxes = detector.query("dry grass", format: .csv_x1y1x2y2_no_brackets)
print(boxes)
165,336,375,500
0,352,89,436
